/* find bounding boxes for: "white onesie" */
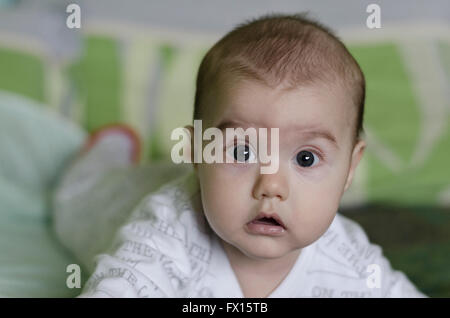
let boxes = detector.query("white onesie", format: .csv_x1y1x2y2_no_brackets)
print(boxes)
72,170,426,298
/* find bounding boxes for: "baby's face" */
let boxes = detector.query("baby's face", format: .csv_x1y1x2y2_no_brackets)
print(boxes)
191,79,365,261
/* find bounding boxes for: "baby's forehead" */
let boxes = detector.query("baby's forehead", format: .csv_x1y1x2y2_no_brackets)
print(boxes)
215,79,353,122
202,79,356,146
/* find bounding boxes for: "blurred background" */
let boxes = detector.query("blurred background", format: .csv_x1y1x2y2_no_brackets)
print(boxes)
0,0,449,297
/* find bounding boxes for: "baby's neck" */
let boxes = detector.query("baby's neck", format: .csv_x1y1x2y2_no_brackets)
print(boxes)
220,240,302,297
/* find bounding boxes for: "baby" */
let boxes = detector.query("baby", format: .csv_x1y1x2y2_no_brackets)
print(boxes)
53,13,425,297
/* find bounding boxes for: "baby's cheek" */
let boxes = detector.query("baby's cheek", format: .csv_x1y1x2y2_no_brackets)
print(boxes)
200,183,247,242
289,194,339,246
199,164,250,217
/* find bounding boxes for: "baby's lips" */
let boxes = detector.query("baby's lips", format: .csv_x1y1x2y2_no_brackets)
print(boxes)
246,221,286,236
251,211,287,230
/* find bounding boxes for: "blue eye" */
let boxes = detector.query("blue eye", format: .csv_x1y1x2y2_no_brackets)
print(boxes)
296,150,318,167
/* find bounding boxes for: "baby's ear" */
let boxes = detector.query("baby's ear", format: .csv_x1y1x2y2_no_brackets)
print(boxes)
343,139,366,192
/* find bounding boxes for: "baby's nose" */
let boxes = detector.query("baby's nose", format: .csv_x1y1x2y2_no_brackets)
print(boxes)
252,171,289,201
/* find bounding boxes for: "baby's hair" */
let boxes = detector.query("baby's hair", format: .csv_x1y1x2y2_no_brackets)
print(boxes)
193,12,365,146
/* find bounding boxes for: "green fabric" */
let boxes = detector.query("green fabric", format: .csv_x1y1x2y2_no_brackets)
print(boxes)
0,91,86,297
350,43,420,163
348,42,449,206
71,36,123,132
0,47,44,103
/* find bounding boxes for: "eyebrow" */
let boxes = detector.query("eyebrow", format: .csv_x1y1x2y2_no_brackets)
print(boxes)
216,119,339,149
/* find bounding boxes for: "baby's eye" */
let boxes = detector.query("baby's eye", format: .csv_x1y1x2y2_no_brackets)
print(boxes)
227,143,256,163
295,150,319,168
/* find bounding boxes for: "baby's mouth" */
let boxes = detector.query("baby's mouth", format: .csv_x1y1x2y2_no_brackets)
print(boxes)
253,212,286,228
255,217,279,225
246,212,287,236
253,216,282,227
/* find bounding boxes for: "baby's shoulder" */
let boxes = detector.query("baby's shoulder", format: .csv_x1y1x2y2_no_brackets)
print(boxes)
306,213,425,297
327,213,375,248
313,213,383,274
116,170,211,252
97,171,213,296
127,170,201,223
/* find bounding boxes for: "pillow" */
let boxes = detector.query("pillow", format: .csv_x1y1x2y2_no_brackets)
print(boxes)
0,91,86,217
0,91,86,297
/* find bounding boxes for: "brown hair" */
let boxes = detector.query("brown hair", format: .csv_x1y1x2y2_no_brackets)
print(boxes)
193,12,365,145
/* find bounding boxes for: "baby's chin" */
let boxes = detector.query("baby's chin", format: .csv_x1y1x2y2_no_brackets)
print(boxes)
256,246,305,261
241,247,295,261
226,236,304,261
